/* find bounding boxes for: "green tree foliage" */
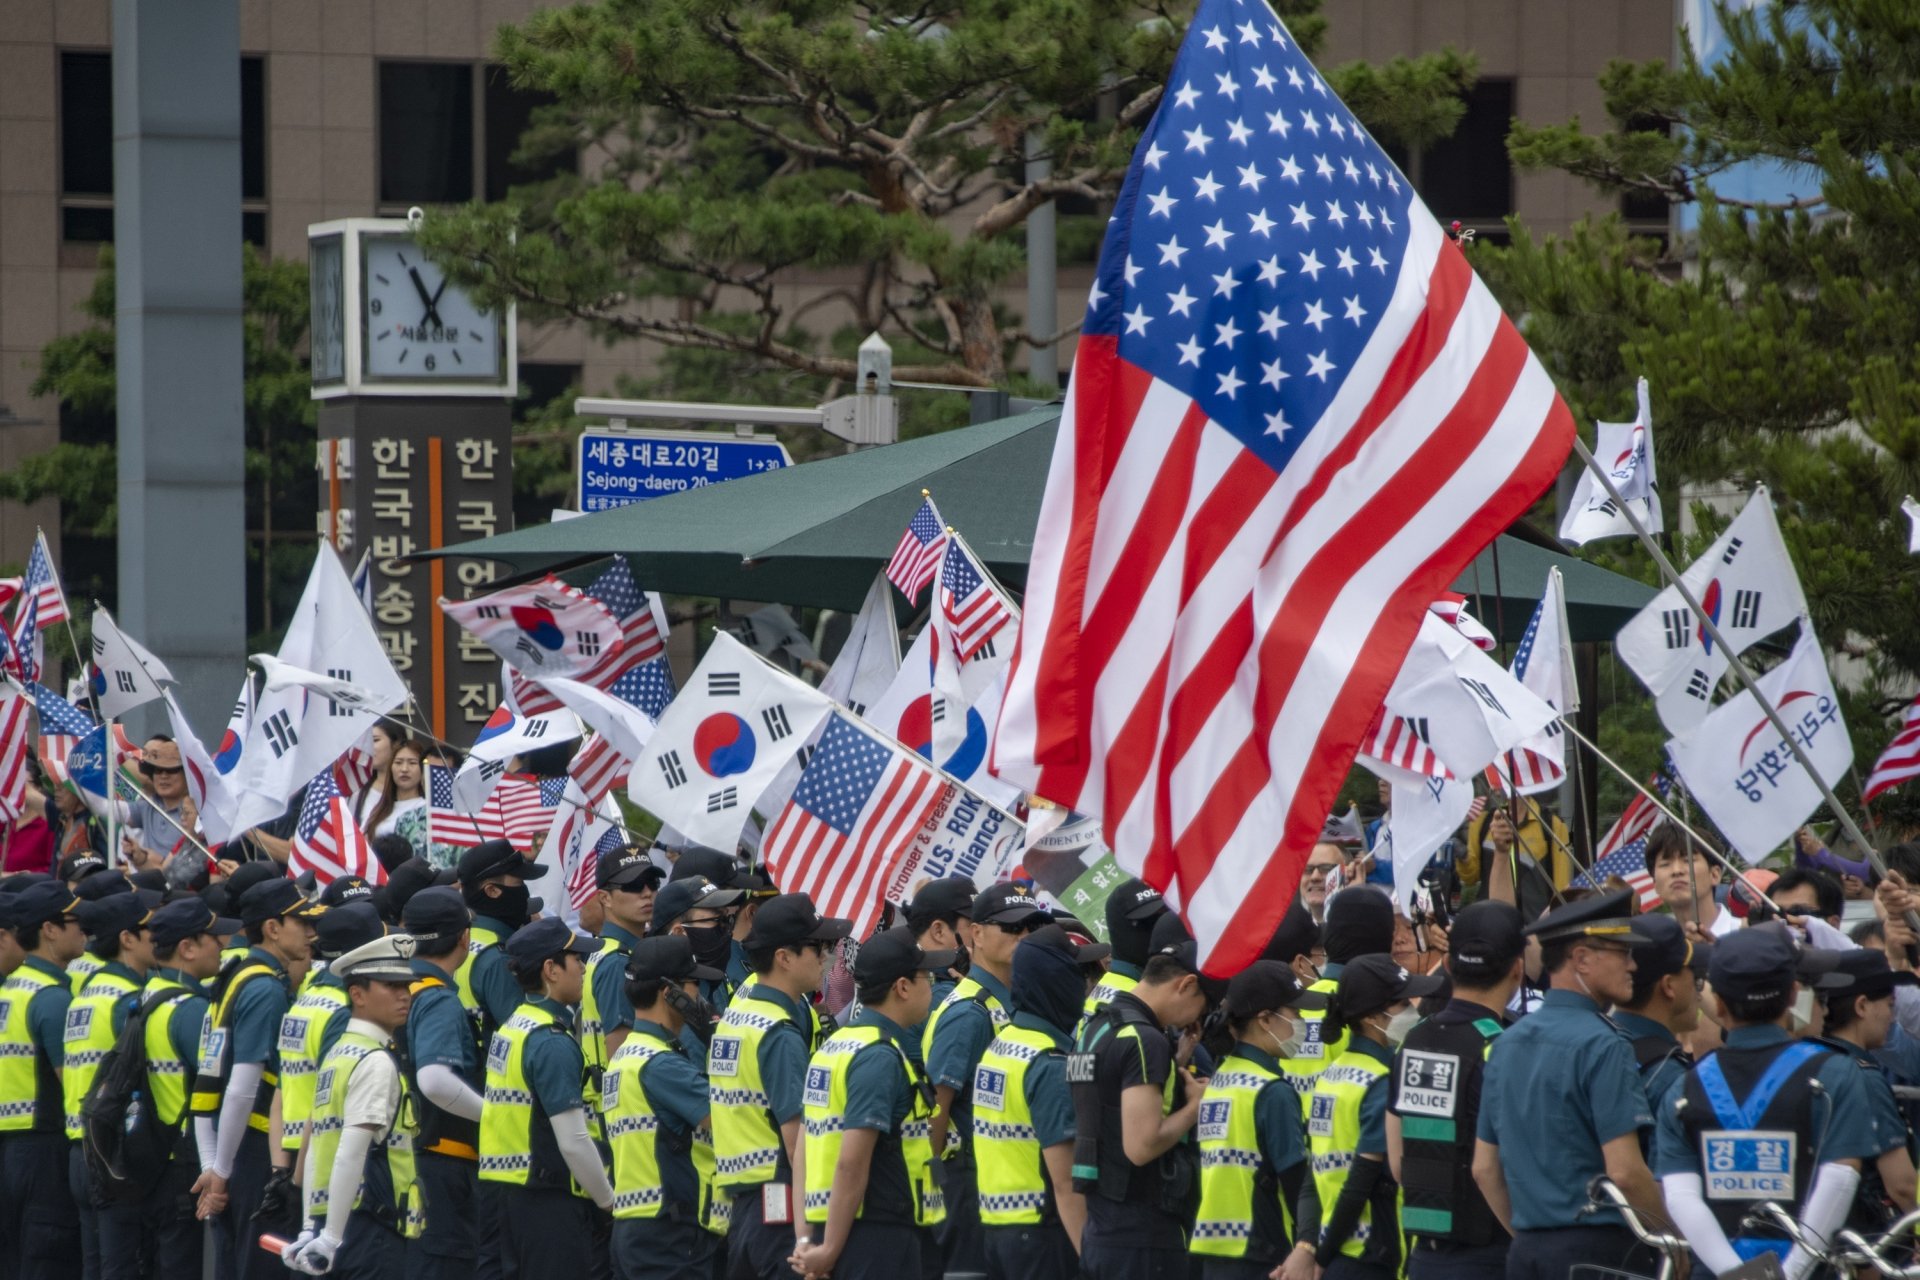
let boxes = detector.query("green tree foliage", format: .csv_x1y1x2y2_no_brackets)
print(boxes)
1477,0,1920,833
421,0,1476,403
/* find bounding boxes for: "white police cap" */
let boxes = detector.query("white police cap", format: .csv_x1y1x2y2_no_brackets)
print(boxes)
333,933,418,983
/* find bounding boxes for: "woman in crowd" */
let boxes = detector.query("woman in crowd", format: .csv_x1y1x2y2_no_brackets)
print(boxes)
361,736,429,858
348,722,404,826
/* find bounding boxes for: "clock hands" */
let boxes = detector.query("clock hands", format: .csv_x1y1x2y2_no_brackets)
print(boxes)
406,266,447,330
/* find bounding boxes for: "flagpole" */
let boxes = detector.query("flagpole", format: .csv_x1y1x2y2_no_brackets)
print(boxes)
1558,715,1784,917
106,716,121,870
1570,436,1892,888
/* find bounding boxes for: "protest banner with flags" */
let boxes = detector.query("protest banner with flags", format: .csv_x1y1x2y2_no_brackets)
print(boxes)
1616,488,1807,735
1864,695,1920,804
1666,627,1853,864
886,494,948,605
629,633,835,852
1488,567,1577,795
90,607,173,719
991,0,1574,970
1560,378,1661,546
442,575,625,682
760,714,951,938
288,768,382,886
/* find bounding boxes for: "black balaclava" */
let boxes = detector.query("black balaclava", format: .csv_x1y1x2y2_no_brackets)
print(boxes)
1012,926,1087,1036
1323,884,1395,966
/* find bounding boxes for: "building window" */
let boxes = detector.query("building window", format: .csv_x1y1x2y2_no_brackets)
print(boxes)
1416,78,1515,231
484,67,566,202
379,61,475,205
60,51,268,245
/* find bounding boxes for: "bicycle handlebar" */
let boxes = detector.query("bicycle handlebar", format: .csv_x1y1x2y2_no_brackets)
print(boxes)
1585,1177,1687,1259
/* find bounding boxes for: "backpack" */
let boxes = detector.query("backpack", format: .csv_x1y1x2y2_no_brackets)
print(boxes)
81,987,194,1201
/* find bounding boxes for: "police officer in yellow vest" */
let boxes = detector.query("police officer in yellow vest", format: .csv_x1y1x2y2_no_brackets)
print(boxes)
648,875,747,1061
582,846,668,1113
281,904,388,1193
1080,877,1169,1029
480,917,614,1279
710,892,850,1280
1280,887,1396,1109
65,863,129,993
66,891,158,1280
790,925,951,1280
281,932,423,1278
605,934,729,1279
1286,954,1443,1280
0,880,87,1279
974,922,1108,1279
455,840,541,1033
1191,960,1325,1280
98,895,237,1280
189,876,324,1280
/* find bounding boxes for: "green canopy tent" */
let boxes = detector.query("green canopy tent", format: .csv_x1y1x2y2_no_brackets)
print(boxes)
423,406,1655,641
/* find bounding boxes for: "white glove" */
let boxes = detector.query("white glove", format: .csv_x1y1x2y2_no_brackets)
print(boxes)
279,1228,316,1271
289,1232,342,1275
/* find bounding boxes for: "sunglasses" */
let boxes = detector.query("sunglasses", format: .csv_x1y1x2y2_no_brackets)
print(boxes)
138,762,185,778
991,917,1048,935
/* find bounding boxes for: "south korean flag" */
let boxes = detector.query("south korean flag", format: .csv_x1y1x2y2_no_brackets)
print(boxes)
1560,377,1663,546
1615,488,1807,735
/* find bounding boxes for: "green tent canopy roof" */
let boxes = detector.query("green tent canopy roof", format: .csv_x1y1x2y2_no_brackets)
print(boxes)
424,406,1654,641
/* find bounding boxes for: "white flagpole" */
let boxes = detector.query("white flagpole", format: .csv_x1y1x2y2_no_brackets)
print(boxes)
106,716,120,870
1570,436,1888,883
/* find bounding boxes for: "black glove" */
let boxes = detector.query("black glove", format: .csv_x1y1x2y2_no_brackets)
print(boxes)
252,1165,301,1236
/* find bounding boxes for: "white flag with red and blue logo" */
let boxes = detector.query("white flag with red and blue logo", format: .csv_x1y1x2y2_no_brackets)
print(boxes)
1616,488,1806,735
442,575,625,682
991,0,1575,970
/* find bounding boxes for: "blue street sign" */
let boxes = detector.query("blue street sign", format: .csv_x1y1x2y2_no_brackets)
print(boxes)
576,427,792,511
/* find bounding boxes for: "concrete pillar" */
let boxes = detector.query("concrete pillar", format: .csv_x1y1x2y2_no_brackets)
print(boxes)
112,0,245,733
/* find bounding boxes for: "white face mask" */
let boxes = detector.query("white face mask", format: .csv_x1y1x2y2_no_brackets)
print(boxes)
1384,1008,1420,1047
1266,1015,1303,1058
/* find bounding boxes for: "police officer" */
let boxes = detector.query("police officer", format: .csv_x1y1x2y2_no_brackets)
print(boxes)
1655,926,1881,1276
1609,914,1713,1119
284,932,424,1278
1385,899,1526,1280
1072,911,1217,1280
479,917,614,1279
1291,955,1443,1280
1192,960,1324,1280
1082,877,1168,1026
648,875,747,1057
99,896,239,1280
0,873,51,980
456,839,541,1031
924,882,1048,1271
1808,949,1917,1229
974,923,1108,1278
905,876,978,1009
582,845,669,1111
793,925,953,1280
671,848,764,992
65,891,158,1280
1473,889,1664,1280
401,887,488,1280
189,875,323,1280
709,892,850,1280
1281,886,1396,1108
606,935,729,1279
0,880,86,1279
66,865,132,992
281,904,388,1201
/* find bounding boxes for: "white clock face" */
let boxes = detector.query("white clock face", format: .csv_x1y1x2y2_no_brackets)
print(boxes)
361,236,502,381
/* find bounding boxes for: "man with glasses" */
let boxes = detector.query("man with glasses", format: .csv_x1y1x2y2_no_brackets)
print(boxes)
121,738,204,889
580,846,668,1117
1473,890,1669,1280
709,892,851,1280
0,880,87,1278
1298,843,1345,926
1607,914,1713,1125
922,882,1050,1276
648,874,746,1058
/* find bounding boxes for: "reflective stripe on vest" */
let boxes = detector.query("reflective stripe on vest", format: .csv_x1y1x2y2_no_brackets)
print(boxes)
308,1031,425,1238
921,976,1010,1071
1307,1050,1390,1260
278,981,349,1151
580,939,629,1122
62,968,141,1139
189,963,282,1132
1076,971,1138,1038
0,965,64,1132
479,1002,585,1194
454,919,505,1015
1279,978,1343,1110
67,952,106,995
709,992,800,1189
1193,1055,1295,1258
143,975,198,1129
802,1026,944,1227
606,1028,725,1234
973,1023,1062,1226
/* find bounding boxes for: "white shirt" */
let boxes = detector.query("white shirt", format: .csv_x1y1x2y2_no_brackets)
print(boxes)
334,1017,403,1132
1708,906,1743,938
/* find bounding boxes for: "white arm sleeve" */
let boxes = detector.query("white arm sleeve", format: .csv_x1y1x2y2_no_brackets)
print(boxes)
1783,1161,1861,1280
213,1063,264,1178
418,1063,483,1121
1895,986,1920,1040
549,1108,614,1210
1661,1173,1743,1276
321,1126,375,1246
194,1116,218,1172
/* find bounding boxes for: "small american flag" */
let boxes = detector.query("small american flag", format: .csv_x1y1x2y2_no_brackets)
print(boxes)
1595,767,1675,860
886,495,949,606
429,760,503,848
8,594,38,686
20,531,68,630
937,536,1013,662
1361,710,1450,780
332,742,377,799
32,681,95,786
609,655,677,721
512,557,665,716
493,774,561,852
567,823,626,912
761,715,949,938
289,768,382,886
569,734,631,809
1572,838,1660,912
1864,694,1920,804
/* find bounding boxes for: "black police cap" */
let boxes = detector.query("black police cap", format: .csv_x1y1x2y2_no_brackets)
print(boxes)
744,893,852,951
625,934,725,987
401,886,471,945
852,926,956,988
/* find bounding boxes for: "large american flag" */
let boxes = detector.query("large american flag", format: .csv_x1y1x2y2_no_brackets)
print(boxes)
886,495,948,605
761,715,948,938
1572,838,1660,912
938,536,1014,662
511,557,664,716
991,0,1574,970
1595,767,1675,860
1864,695,1920,804
289,768,382,886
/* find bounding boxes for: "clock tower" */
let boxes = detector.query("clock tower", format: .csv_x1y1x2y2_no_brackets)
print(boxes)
310,213,517,745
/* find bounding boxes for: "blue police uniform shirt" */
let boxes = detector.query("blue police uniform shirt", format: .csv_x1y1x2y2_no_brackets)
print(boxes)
630,1017,711,1211
470,915,525,1028
841,1008,915,1134
20,955,72,1068
1611,1010,1688,1119
518,995,588,1115
1229,1039,1305,1174
926,966,1012,1134
591,923,645,1039
407,957,480,1081
727,940,749,990
1009,1011,1077,1149
751,983,812,1127
157,967,214,1063
228,947,295,1067
1478,987,1653,1229
1652,1025,1883,1177
1853,1053,1908,1160
1876,1020,1920,1084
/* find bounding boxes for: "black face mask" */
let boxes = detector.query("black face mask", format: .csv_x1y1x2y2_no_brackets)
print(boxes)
664,983,720,1047
470,883,531,929
683,922,733,970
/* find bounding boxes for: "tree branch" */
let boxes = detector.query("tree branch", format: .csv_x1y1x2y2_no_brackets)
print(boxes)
971,171,1106,239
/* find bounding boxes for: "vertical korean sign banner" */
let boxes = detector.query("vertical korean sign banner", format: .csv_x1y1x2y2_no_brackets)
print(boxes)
317,404,515,745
